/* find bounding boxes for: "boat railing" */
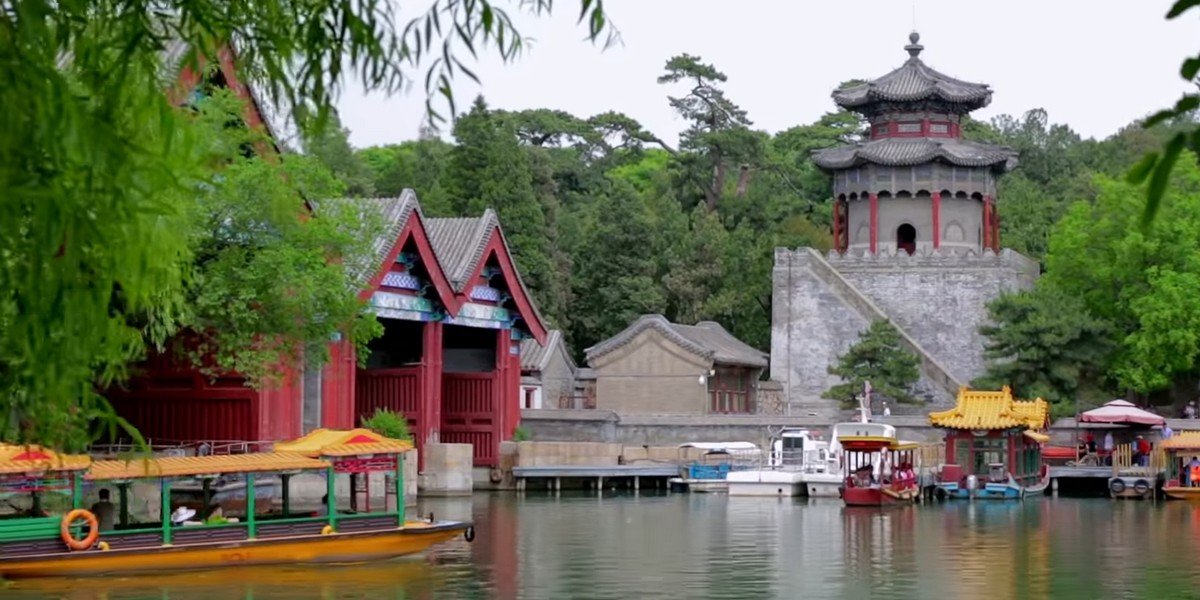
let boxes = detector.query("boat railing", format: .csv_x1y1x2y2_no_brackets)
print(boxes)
1111,442,1166,477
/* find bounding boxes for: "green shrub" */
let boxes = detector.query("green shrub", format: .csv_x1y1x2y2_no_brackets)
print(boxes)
512,426,531,442
362,409,413,442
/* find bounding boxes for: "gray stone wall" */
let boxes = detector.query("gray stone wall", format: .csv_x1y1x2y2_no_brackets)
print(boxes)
771,246,1038,414
770,248,871,405
828,249,1038,385
591,329,712,414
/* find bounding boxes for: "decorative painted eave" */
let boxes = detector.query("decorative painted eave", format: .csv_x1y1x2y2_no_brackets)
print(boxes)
356,190,460,315
812,137,1018,172
832,32,993,114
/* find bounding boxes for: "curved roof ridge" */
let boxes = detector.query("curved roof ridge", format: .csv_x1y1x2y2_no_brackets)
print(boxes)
585,314,714,364
812,137,1018,172
831,35,993,114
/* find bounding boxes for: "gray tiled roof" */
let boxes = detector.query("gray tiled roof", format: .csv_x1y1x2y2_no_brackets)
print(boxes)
424,211,499,291
833,33,992,113
520,330,576,373
424,208,548,334
355,191,422,285
812,137,1018,171
585,315,767,368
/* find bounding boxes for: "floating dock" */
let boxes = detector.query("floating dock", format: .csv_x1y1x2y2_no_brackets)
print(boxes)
512,465,679,493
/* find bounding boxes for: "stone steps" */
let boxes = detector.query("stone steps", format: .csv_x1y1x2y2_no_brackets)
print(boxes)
799,248,962,403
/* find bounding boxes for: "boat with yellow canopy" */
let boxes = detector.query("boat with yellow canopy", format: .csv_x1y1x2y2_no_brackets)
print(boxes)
0,429,471,578
1160,431,1200,500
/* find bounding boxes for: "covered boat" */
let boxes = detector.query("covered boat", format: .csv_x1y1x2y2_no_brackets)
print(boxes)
929,387,1050,500
1160,432,1200,500
839,423,919,507
0,429,470,579
670,442,761,492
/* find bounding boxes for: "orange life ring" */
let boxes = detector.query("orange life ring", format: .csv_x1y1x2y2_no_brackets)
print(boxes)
61,509,99,551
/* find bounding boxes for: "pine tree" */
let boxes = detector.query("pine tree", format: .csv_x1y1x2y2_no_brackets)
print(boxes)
569,180,667,348
973,285,1112,412
824,320,920,408
445,97,562,325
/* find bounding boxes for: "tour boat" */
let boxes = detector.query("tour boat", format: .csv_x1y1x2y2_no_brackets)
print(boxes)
929,387,1051,500
1158,432,1200,500
0,429,471,579
727,428,836,497
838,423,919,507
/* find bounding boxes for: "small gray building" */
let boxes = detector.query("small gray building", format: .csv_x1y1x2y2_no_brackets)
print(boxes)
585,315,768,415
519,330,577,409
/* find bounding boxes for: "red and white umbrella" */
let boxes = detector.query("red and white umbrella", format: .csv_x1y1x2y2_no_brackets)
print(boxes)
1079,399,1165,426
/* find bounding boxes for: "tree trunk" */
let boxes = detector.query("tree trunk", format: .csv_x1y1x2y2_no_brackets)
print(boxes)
707,154,726,213
735,165,751,198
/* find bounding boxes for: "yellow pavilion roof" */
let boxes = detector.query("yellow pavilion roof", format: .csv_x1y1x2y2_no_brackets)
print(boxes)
274,428,413,458
928,387,1049,431
1161,431,1200,451
0,444,91,475
87,452,330,481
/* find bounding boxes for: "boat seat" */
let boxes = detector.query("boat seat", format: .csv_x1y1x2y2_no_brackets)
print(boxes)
0,516,64,543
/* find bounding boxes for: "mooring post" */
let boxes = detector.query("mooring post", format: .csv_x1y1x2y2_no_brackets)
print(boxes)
634,476,640,493
1051,478,1059,497
597,476,604,495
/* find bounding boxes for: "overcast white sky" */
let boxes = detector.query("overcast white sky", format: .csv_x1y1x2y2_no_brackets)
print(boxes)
334,1,1200,149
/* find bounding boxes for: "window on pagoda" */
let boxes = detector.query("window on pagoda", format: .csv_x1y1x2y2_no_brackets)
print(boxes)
897,122,922,134
708,367,755,414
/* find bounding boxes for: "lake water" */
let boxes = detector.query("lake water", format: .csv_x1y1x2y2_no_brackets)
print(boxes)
8,492,1200,599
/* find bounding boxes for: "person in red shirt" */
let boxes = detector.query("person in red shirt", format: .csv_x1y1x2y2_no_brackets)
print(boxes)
1135,435,1152,466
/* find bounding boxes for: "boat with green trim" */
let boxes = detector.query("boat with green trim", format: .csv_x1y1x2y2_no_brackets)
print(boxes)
0,429,471,578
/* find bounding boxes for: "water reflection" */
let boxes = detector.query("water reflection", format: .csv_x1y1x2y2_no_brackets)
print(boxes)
11,494,1200,599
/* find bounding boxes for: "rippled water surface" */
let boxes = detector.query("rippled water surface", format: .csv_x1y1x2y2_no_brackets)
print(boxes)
9,493,1200,599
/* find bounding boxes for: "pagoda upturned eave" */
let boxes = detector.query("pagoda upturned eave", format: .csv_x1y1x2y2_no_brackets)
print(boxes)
812,137,1018,173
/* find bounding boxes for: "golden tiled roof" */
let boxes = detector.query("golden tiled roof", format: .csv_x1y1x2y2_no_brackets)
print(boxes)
87,452,330,481
0,444,91,475
928,387,1049,431
274,428,413,458
1161,432,1200,451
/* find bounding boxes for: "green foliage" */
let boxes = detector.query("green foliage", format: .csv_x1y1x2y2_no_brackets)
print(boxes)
974,286,1112,412
824,321,921,408
177,91,385,384
361,409,412,442
0,0,611,449
447,98,563,324
1044,156,1200,396
302,112,376,196
1132,0,1200,224
511,426,531,442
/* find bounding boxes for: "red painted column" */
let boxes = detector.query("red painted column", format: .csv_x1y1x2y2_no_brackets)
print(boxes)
982,197,992,251
989,196,1001,251
868,193,879,254
832,197,841,252
419,322,444,470
931,192,942,250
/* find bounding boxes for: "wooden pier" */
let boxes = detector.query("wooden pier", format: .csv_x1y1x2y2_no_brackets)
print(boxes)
512,465,680,493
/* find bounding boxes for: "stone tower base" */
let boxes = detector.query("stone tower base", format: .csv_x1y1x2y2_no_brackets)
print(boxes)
770,247,1038,413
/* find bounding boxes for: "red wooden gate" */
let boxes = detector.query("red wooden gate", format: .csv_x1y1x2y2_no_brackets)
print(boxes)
109,395,255,443
355,368,421,435
441,373,498,466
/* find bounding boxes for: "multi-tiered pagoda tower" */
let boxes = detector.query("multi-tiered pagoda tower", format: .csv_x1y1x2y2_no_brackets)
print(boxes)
770,33,1038,414
815,31,1017,256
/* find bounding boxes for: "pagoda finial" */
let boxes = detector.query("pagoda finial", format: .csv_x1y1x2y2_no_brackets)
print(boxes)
905,31,923,59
